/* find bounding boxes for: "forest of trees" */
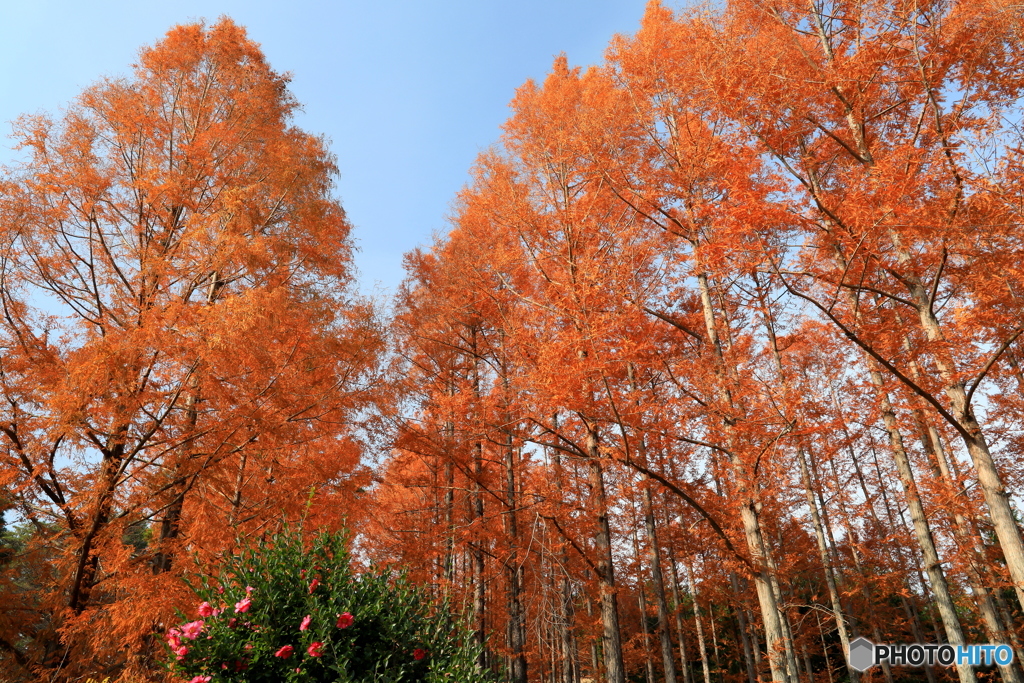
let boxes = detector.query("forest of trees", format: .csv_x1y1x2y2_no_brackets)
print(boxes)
3,0,1024,682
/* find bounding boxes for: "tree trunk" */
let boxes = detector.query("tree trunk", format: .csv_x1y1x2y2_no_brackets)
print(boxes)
894,240,1024,612
796,447,859,683
505,436,527,683
697,269,793,683
668,547,694,683
870,374,974,683
644,478,678,683
686,560,712,683
586,425,626,683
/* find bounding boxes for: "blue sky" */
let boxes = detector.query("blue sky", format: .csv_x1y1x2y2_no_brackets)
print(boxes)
1,0,654,299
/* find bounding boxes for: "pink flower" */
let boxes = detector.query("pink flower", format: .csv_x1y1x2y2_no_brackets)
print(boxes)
275,645,294,659
299,614,312,631
188,676,210,683
198,601,215,617
234,597,252,613
181,620,204,640
336,612,354,629
245,585,255,595
227,618,238,629
413,648,427,661
307,641,324,657
244,643,253,650
174,645,188,661
217,585,225,594
166,633,182,649
308,578,320,593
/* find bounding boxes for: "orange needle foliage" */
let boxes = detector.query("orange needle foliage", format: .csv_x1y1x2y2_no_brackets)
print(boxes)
0,19,382,680
373,2,1024,683
5,2,1024,683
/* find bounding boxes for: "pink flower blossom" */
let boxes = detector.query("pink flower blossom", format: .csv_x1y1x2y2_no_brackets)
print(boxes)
187,676,210,683
307,641,324,657
245,585,255,595
217,585,225,594
336,612,354,629
413,648,427,661
181,621,203,640
234,597,252,613
198,601,215,617
308,578,320,593
166,633,181,649
244,643,253,650
299,615,312,631
227,618,237,629
174,645,188,661
275,645,294,659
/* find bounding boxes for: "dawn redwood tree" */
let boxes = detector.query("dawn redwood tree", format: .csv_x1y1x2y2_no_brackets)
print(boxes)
698,0,1024,621
373,2,1024,682
0,19,381,679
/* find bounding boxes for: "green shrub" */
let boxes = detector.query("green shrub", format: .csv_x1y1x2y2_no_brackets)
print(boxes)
165,528,490,683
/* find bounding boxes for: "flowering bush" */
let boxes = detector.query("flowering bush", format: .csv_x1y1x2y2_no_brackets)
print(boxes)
165,529,491,682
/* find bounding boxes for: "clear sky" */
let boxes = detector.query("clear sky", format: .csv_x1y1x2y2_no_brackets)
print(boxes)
1,0,655,299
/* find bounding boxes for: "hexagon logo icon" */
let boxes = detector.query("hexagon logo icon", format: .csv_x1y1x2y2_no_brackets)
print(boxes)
848,637,875,671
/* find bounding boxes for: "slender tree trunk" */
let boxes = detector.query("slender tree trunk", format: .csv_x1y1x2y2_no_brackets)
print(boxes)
796,447,859,683
472,443,487,671
732,598,757,683
890,238,1024,612
470,329,489,671
152,380,201,576
755,278,859,683
637,565,657,683
551,427,579,683
668,547,694,683
696,269,793,683
586,425,626,683
561,571,578,683
899,325,1024,682
686,561,712,683
628,362,679,683
443,428,455,584
709,598,722,681
151,483,186,574
70,442,125,612
585,594,601,681
814,611,834,683
870,375,973,683
227,452,248,527
505,437,527,683
644,479,679,683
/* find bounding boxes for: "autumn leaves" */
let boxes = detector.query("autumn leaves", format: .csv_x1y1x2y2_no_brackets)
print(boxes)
2,2,1024,682
375,1,1024,683
0,17,381,679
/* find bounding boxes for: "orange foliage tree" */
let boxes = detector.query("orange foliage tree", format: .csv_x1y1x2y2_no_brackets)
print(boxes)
0,19,382,681
372,2,1024,683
